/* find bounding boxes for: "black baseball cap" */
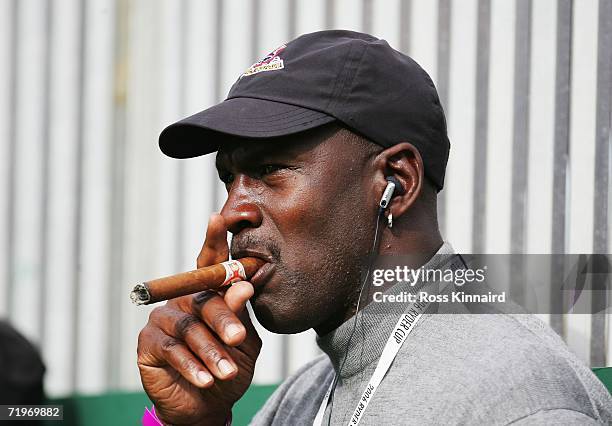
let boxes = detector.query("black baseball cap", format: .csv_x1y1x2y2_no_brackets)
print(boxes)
159,30,450,190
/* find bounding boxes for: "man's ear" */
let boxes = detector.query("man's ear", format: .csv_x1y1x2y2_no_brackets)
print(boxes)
373,142,423,219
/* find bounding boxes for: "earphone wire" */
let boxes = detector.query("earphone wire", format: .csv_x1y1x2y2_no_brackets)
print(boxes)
324,207,385,425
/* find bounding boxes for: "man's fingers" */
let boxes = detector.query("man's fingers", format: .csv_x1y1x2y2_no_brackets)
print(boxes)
224,282,262,354
138,326,214,389
224,281,255,313
192,291,247,346
161,336,215,388
197,214,229,268
153,308,239,380
191,284,261,359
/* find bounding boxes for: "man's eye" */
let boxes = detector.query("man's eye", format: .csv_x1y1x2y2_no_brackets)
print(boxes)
259,165,284,176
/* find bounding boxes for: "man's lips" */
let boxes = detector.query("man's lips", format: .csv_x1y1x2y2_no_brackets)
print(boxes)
233,249,273,263
232,249,276,287
250,262,276,288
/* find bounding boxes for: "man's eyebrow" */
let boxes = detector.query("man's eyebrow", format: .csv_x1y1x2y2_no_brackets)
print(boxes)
216,143,299,169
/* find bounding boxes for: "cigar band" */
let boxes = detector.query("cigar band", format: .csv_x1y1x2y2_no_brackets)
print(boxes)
221,260,247,286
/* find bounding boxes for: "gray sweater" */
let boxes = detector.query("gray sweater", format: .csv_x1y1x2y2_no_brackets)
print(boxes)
250,245,612,425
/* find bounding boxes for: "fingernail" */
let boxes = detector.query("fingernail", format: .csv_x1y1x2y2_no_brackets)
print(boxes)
197,370,212,386
218,359,236,376
226,324,242,340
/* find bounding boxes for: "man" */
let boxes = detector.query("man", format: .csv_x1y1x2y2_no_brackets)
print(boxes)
137,30,612,425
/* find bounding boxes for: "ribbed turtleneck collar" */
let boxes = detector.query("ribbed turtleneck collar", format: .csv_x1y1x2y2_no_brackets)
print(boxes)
316,242,457,379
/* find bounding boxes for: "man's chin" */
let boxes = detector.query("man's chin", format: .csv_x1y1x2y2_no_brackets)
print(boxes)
250,295,313,334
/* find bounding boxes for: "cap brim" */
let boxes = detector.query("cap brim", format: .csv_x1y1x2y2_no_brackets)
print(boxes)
159,97,336,158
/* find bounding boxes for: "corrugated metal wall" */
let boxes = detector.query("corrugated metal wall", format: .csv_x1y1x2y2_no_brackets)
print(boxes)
1,0,610,398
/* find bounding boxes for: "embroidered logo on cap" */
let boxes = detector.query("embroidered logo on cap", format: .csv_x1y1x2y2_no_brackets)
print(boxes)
242,45,286,77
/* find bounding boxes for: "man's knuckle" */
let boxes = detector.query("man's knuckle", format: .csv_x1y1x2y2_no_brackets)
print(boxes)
211,311,235,331
148,306,165,322
160,336,179,353
175,314,200,337
200,342,222,362
137,327,149,350
178,356,197,374
192,290,217,309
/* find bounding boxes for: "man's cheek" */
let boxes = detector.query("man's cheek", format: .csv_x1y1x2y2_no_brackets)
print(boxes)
275,187,328,223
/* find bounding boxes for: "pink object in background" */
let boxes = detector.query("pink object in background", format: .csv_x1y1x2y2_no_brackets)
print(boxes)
142,406,163,425
141,405,232,425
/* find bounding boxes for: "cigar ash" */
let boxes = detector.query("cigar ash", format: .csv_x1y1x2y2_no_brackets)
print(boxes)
130,283,152,305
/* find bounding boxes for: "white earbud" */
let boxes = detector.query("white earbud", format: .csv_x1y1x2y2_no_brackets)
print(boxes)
379,181,396,209
379,177,405,228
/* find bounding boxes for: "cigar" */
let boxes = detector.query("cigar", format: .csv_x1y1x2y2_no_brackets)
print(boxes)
130,257,266,305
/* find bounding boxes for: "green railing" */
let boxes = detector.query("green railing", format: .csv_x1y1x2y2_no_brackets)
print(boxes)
45,369,612,425
45,384,277,426
593,367,612,394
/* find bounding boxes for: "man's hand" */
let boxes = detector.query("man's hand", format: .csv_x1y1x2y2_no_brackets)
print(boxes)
137,214,262,425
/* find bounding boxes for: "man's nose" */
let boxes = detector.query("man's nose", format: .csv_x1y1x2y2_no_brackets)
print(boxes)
219,176,263,235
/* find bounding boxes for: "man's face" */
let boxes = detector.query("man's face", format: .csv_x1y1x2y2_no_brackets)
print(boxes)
216,125,378,334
